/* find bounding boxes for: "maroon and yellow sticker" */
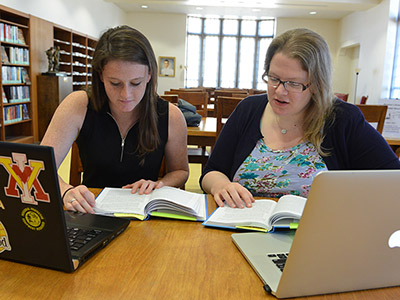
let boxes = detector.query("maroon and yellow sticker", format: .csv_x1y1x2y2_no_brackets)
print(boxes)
21,207,45,231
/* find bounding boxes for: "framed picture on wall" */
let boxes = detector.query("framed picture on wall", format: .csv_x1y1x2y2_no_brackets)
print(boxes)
159,56,175,77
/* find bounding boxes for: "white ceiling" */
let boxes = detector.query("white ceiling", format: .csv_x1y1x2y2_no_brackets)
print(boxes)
105,0,382,19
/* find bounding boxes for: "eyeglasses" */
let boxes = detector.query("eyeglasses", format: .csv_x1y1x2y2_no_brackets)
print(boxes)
263,74,311,93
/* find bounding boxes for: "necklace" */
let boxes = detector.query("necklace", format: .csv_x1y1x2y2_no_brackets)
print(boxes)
275,115,296,134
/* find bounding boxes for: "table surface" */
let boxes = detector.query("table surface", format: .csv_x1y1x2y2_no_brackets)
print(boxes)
187,117,217,137
2,193,400,300
386,137,400,146
385,137,400,157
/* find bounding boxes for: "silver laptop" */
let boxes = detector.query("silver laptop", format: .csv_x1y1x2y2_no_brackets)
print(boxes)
232,170,400,298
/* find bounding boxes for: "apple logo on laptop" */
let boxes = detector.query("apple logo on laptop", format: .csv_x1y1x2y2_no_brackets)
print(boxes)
388,230,400,248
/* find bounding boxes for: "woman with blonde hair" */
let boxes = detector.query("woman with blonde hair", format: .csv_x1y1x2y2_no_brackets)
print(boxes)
201,28,400,209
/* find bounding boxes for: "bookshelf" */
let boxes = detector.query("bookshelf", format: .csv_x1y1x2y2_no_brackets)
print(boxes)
0,5,98,143
0,6,33,143
53,26,96,91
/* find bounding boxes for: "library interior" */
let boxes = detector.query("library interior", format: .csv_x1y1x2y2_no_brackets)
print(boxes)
1,0,400,299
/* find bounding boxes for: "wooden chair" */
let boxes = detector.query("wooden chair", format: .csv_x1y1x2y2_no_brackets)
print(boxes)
186,146,210,173
214,90,248,99
334,93,349,102
231,93,249,99
170,88,205,93
69,141,84,186
216,96,243,136
161,94,178,103
360,95,368,104
356,104,388,134
69,142,167,186
165,91,208,117
206,91,247,117
249,89,267,95
163,92,210,172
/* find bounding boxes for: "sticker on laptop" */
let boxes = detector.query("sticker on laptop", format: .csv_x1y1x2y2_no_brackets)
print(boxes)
0,152,50,205
0,221,12,253
21,207,45,231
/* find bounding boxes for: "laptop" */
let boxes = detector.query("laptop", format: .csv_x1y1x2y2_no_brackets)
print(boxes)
0,141,130,272
232,170,400,298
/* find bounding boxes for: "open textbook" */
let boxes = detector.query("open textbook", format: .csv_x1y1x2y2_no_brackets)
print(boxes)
94,186,207,221
202,194,307,232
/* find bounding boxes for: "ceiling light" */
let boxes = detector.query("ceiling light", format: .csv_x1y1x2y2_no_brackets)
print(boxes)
141,5,148,9
196,7,204,10
252,8,261,12
309,11,317,15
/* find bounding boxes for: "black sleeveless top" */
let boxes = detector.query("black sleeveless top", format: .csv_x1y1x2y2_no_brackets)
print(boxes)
76,97,169,188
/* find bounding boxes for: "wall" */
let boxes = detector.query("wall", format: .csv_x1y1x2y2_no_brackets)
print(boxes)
340,0,392,104
2,0,397,104
126,12,187,95
272,1,395,105
127,13,345,95
0,0,125,38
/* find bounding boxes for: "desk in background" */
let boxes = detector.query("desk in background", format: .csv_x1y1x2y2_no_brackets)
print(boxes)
187,117,217,149
386,138,400,157
2,193,400,299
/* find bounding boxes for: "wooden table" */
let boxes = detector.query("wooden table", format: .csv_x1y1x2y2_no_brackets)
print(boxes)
2,193,400,299
385,138,400,157
187,117,217,148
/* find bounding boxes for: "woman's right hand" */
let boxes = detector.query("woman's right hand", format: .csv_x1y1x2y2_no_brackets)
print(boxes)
212,182,254,209
62,185,96,214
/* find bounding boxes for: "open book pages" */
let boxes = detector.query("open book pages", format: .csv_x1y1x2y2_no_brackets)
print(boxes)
203,195,307,232
94,186,207,221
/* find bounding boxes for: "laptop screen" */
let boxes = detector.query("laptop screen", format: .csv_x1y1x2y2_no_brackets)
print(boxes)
0,142,74,270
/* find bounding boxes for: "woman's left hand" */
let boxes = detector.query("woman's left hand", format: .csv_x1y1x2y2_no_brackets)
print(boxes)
123,179,164,195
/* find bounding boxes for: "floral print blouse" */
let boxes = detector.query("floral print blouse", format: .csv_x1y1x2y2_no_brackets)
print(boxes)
233,139,327,198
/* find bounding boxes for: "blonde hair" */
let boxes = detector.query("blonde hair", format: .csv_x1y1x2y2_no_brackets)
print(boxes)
263,28,335,155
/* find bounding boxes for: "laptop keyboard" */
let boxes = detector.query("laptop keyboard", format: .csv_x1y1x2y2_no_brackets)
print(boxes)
267,253,289,272
67,227,103,251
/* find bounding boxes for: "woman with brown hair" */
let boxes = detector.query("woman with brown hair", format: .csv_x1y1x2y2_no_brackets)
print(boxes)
41,25,189,213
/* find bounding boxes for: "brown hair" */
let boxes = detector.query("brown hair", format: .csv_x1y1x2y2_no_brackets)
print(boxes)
263,28,335,155
90,25,159,158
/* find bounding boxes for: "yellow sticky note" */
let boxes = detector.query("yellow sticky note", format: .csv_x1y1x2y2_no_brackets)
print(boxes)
113,213,145,220
150,211,197,221
289,222,299,229
236,226,268,232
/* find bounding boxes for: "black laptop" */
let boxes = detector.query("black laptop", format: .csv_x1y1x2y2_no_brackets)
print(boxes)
0,141,130,272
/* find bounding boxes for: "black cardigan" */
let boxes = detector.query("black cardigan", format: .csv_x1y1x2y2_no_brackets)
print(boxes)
200,94,400,186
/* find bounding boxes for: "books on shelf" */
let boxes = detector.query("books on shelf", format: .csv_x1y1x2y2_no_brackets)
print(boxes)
4,86,30,103
202,194,307,232
21,68,30,84
0,23,26,45
1,46,9,63
94,186,208,221
22,103,29,120
3,103,29,124
17,28,26,45
2,87,7,103
1,66,29,84
7,46,29,65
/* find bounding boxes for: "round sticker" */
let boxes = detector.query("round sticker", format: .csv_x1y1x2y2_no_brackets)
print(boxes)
21,207,45,231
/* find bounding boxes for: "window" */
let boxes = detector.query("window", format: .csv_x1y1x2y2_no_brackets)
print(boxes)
185,16,274,89
390,6,400,99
